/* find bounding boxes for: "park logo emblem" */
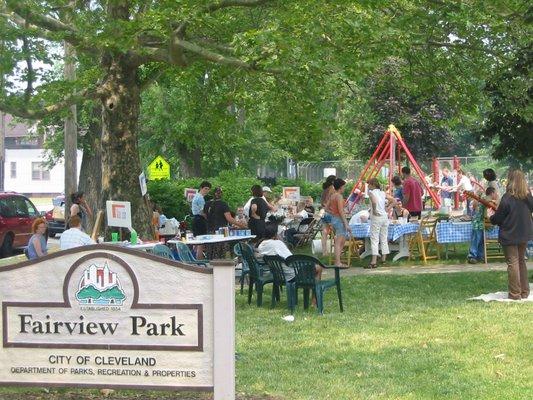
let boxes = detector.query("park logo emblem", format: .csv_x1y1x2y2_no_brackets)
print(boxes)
75,262,126,306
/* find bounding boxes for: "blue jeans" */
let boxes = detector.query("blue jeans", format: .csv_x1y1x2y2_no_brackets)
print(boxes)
468,229,484,260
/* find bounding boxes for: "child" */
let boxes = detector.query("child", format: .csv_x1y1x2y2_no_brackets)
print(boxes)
467,187,498,263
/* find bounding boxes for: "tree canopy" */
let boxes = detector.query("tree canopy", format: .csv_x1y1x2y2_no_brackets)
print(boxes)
0,0,530,234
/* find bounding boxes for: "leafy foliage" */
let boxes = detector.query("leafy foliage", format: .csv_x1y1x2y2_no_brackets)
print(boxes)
147,169,323,220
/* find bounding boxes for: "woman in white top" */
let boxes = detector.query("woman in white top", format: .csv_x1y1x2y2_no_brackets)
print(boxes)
367,178,397,269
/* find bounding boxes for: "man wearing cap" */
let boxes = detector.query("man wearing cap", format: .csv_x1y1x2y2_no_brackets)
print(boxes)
243,186,275,217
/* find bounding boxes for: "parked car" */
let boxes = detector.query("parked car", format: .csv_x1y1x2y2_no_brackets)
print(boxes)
0,192,41,257
45,195,66,238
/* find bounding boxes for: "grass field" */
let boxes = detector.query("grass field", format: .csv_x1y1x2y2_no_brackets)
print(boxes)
1,270,531,400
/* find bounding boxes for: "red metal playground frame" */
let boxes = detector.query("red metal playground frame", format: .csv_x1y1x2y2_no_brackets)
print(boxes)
346,124,441,212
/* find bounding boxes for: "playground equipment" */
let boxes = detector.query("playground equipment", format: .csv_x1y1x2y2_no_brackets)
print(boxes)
347,124,440,212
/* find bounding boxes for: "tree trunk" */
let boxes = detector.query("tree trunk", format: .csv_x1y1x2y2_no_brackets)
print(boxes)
100,52,153,239
63,40,77,223
177,145,203,178
78,105,102,235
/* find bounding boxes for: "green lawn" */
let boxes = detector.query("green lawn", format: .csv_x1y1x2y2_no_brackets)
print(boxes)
1,268,531,399
236,271,532,400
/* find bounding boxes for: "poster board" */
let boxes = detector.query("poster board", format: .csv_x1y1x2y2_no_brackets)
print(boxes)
139,172,147,196
106,201,132,229
184,188,198,203
282,187,300,202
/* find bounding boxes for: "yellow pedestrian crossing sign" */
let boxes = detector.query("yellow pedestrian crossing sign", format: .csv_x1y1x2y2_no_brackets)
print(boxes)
148,156,170,180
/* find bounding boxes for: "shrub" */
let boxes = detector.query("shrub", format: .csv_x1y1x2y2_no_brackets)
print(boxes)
147,171,328,221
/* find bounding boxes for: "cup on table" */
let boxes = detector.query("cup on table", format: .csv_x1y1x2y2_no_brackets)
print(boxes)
130,231,138,245
111,232,119,242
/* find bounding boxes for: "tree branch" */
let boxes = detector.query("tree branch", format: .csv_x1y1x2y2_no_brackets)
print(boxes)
21,35,34,103
0,88,97,120
6,0,90,49
175,0,275,36
204,0,275,14
170,37,280,72
419,40,501,58
191,37,236,54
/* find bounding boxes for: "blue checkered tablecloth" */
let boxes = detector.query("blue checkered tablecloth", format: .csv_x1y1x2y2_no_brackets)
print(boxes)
350,223,420,241
436,222,499,244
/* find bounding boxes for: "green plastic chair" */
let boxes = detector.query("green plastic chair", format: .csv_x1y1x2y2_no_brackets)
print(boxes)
152,244,175,260
285,254,344,315
263,255,288,308
174,241,209,267
238,242,274,307
233,243,249,295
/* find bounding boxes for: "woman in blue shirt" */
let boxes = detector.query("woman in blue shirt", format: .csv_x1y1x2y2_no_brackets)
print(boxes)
27,218,48,260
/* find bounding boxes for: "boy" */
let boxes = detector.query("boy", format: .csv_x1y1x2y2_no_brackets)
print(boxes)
468,187,498,263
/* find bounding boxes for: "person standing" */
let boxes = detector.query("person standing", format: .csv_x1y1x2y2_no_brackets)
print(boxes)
204,187,246,232
320,175,336,255
438,168,454,207
191,181,212,259
367,178,397,269
468,187,498,264
26,218,48,260
490,170,532,300
70,191,93,231
454,169,474,215
401,167,423,219
327,178,351,267
483,168,501,198
248,185,275,240
391,175,403,201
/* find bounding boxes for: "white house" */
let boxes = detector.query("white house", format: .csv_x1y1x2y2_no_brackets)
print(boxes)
1,113,82,198
4,148,82,196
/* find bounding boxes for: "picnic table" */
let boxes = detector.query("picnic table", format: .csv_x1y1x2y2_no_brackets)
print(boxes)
350,222,420,261
104,241,160,251
350,220,500,262
167,234,256,260
435,221,498,243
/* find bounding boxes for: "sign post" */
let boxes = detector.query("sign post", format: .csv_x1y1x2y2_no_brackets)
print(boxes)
0,246,235,397
148,156,170,180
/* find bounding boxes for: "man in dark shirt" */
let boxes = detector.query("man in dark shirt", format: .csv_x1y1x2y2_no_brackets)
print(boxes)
204,187,246,232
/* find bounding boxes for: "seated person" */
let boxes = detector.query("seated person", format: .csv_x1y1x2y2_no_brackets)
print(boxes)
257,222,295,281
390,201,410,220
60,215,96,250
258,222,322,281
349,209,370,224
235,206,248,225
304,197,315,216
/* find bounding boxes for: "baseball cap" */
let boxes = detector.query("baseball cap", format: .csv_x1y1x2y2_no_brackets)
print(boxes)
262,186,272,193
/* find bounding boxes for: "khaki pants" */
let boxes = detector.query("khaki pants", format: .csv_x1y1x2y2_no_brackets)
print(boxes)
502,243,530,300
370,216,389,256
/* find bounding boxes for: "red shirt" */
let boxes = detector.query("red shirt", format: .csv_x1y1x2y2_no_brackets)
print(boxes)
403,177,423,212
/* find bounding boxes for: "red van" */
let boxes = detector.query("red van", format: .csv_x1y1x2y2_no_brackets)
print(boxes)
0,192,40,257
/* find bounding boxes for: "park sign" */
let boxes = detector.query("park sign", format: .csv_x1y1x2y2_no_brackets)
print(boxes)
148,156,170,180
0,245,235,399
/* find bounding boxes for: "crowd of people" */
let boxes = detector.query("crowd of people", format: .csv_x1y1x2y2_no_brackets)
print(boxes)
23,166,531,301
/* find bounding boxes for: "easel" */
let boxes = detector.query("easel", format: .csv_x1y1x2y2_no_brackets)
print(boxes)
90,210,104,241
346,125,440,212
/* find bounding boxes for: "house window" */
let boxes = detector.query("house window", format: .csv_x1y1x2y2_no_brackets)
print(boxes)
10,162,16,179
31,162,50,181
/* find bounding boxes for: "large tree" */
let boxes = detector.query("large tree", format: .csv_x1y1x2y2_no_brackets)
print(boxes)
1,0,528,235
